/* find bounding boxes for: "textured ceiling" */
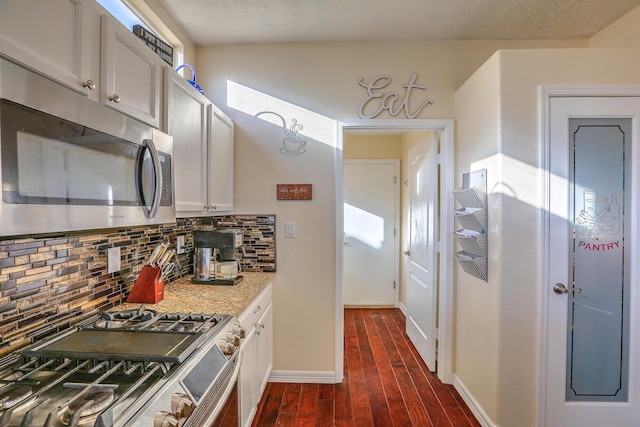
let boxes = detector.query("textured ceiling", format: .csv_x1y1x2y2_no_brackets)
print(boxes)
158,0,640,45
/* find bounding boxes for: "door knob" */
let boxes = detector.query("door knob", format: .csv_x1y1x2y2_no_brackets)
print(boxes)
553,283,582,295
403,250,410,256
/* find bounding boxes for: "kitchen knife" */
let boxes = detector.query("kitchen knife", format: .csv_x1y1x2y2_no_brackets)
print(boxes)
148,243,168,266
157,249,175,268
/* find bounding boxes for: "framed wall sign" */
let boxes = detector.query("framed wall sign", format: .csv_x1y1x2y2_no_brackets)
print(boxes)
277,184,312,200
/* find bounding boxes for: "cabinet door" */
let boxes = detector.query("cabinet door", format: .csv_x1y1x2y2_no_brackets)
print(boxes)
255,302,273,398
101,14,161,127
207,105,234,213
164,68,208,214
239,328,258,427
0,0,100,99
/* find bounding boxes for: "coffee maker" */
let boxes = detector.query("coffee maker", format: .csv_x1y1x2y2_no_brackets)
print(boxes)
192,229,244,285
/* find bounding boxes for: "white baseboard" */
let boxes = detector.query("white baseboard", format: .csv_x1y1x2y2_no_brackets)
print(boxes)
268,370,337,384
398,301,407,316
453,374,496,427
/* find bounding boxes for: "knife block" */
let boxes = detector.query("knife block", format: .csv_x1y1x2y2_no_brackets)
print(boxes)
127,265,164,303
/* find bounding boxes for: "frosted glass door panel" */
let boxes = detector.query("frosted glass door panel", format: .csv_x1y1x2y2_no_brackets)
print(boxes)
567,118,631,402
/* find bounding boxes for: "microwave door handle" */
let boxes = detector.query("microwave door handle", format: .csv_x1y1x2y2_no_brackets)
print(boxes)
135,139,163,219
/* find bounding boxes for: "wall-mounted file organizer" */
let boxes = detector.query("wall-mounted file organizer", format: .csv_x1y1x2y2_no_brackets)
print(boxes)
453,169,487,281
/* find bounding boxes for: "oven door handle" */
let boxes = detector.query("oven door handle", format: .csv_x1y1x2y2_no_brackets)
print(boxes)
135,138,162,219
193,350,243,427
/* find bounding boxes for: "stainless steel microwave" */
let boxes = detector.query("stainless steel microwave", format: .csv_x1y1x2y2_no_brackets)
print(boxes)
0,57,174,237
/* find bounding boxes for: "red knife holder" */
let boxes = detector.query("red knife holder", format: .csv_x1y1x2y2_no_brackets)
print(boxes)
127,265,164,303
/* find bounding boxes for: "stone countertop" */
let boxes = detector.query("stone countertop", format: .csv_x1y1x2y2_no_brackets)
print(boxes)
115,272,275,317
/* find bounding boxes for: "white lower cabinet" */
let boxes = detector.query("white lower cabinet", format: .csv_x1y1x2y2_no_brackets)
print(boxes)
238,285,273,427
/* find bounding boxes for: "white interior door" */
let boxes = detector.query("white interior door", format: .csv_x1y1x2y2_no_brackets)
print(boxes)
343,160,399,306
406,135,438,372
546,96,640,426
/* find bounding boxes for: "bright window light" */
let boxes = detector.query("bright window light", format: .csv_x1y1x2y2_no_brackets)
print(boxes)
96,0,145,32
344,203,384,249
227,80,337,147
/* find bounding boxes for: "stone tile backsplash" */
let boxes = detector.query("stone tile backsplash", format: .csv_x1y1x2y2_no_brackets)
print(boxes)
0,215,275,356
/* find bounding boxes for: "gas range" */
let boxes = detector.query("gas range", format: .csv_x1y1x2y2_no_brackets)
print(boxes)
0,307,245,426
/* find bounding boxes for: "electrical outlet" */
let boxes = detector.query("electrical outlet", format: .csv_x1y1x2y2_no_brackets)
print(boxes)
107,247,121,273
176,235,185,254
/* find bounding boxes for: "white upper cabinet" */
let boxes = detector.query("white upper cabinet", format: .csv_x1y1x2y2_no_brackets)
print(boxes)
164,68,235,217
100,15,162,128
0,0,163,127
207,104,235,213
0,0,101,101
164,67,209,213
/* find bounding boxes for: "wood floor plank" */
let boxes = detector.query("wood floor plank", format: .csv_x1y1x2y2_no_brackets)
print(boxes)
357,310,394,426
297,383,320,421
253,382,286,426
274,412,297,427
334,381,352,422
251,308,480,427
280,382,303,413
315,399,334,427
393,365,434,426
445,406,475,427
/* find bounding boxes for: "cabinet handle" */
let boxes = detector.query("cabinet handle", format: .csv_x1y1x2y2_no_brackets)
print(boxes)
108,94,121,103
82,80,96,90
253,305,262,314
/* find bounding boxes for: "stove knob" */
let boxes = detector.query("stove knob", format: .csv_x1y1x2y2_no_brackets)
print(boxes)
226,331,241,346
171,393,195,419
219,339,236,356
232,324,246,338
154,411,179,427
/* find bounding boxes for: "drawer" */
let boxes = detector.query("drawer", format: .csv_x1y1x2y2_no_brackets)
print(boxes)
238,284,272,331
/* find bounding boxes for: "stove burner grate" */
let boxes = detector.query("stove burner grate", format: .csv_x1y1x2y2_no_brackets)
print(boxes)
0,385,33,410
59,386,116,426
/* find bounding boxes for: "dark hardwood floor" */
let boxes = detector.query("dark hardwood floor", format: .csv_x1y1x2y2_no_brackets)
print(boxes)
251,307,481,426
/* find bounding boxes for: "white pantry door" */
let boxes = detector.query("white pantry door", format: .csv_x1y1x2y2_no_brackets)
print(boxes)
343,160,399,306
545,96,640,426
406,136,438,372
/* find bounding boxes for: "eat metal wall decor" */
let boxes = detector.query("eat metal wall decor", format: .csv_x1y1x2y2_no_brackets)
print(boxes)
357,73,433,119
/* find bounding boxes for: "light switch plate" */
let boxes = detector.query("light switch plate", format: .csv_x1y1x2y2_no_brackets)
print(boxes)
285,221,296,238
107,247,121,273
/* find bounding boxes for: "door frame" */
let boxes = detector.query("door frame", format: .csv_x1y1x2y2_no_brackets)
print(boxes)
335,119,454,384
343,159,401,307
538,85,640,426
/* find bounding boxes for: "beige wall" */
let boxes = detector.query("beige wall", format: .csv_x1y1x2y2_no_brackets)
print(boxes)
183,7,639,422
590,5,640,47
343,133,402,159
140,0,197,65
194,39,589,378
455,47,640,426
454,54,502,423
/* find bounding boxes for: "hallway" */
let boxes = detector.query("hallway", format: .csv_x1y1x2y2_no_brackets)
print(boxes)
252,308,480,426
